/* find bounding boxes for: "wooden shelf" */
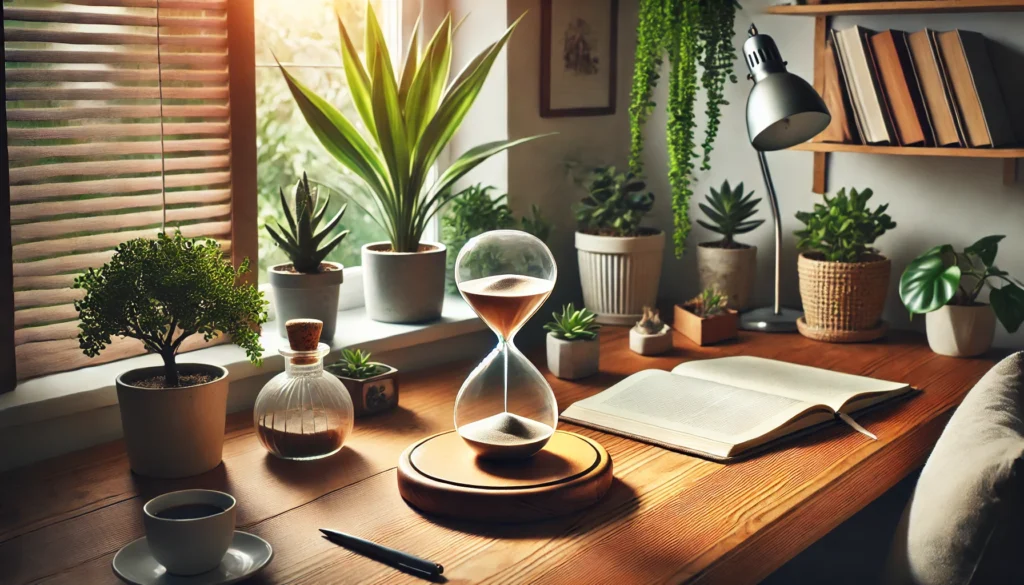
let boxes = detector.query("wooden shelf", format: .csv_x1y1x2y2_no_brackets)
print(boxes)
766,0,1024,16
791,142,1024,158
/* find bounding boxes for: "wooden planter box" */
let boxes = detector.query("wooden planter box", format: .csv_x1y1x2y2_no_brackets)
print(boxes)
327,364,399,418
672,305,739,346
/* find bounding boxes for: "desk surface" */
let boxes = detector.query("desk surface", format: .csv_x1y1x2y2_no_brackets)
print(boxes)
0,329,998,585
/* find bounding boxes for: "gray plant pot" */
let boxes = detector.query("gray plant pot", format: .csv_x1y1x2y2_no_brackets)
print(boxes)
696,243,757,311
268,261,344,340
546,333,600,380
362,242,446,323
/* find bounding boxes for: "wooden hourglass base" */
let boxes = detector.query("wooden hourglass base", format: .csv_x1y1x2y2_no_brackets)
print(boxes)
397,430,613,523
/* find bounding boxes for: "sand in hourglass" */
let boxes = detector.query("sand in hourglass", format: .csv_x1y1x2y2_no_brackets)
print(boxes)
458,274,553,340
458,412,554,459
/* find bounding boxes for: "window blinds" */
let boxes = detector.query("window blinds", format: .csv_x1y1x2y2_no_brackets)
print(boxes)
4,0,252,381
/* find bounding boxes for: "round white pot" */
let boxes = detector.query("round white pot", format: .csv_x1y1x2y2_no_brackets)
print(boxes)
268,261,344,340
116,364,229,478
925,304,996,357
546,333,599,380
575,230,665,325
362,242,446,323
696,244,757,311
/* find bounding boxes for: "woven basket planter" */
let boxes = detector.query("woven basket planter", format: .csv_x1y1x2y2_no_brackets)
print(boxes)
797,252,891,341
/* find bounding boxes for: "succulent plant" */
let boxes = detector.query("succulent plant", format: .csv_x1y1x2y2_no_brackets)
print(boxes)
544,304,601,341
265,173,349,274
696,180,764,248
794,187,896,263
685,287,729,318
575,166,655,237
329,348,385,379
634,306,666,335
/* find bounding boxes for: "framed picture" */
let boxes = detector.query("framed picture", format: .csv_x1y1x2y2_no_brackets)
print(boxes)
540,0,618,118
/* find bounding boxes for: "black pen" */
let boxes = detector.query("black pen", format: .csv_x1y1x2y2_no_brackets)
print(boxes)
319,528,444,579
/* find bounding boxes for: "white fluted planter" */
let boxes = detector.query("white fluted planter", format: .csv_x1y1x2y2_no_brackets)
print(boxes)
575,230,665,325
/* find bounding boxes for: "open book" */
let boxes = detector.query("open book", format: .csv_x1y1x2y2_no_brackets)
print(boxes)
560,356,913,461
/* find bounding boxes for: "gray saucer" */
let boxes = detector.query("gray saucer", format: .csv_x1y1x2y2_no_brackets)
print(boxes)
112,531,273,585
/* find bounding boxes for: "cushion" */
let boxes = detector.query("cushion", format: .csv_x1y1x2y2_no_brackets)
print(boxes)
886,352,1024,585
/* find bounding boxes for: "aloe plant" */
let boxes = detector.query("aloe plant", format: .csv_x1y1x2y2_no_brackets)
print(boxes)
265,173,348,274
329,348,385,379
544,304,601,341
279,8,545,253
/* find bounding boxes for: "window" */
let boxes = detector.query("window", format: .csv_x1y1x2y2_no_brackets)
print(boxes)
253,0,396,281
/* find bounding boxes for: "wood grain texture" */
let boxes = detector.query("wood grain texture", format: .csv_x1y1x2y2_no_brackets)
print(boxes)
766,0,1024,16
792,141,1024,158
0,329,1000,584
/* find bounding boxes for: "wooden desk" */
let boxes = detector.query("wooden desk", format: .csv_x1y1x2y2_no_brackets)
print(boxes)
0,329,998,584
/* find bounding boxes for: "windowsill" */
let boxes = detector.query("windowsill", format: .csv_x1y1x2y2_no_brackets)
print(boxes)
0,295,483,431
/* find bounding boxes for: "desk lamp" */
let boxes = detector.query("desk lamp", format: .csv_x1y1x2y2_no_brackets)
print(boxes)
740,24,831,332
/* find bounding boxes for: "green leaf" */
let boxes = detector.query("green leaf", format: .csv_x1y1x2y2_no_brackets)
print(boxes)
404,15,452,145
899,247,960,314
397,16,421,108
370,47,411,203
964,235,1004,267
990,283,1024,334
337,13,375,139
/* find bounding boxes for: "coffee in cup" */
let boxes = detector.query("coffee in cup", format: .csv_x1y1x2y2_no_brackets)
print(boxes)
142,489,236,575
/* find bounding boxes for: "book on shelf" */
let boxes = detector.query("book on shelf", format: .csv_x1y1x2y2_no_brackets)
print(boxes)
907,29,965,147
989,41,1024,145
830,28,868,143
560,356,913,461
833,25,895,145
818,37,860,144
936,30,1015,148
870,30,933,146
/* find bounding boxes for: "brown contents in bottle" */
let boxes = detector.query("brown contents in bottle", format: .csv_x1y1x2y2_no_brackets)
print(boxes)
256,422,343,459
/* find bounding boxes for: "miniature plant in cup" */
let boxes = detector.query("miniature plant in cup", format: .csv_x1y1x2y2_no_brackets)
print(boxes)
696,180,763,249
900,235,1024,333
575,166,655,237
634,307,667,335
74,232,267,387
685,287,729,318
544,304,601,341
794,187,896,262
332,348,386,379
265,172,349,274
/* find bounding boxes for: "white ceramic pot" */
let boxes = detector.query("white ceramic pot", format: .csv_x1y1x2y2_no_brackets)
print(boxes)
925,304,996,357
362,242,446,323
629,326,673,356
546,333,600,380
116,364,229,478
575,230,665,325
696,244,757,311
268,261,344,340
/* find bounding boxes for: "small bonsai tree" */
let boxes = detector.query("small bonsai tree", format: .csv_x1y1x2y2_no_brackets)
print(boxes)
794,187,896,263
265,173,349,274
544,304,601,341
685,287,729,318
575,166,655,237
330,348,385,379
74,232,268,387
696,180,763,249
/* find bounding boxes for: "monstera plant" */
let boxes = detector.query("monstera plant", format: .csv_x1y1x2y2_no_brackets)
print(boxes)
900,236,1024,357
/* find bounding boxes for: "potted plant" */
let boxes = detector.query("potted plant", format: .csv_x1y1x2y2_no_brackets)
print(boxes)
266,173,348,340
673,287,738,346
900,236,1024,357
73,232,267,478
280,9,543,323
326,348,400,417
630,307,672,356
695,180,764,311
575,165,663,325
794,187,897,343
545,304,601,380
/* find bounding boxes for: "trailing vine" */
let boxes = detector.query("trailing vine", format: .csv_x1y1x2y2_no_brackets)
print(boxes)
629,0,740,258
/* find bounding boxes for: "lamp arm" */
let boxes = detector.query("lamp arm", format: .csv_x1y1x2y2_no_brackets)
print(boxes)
756,150,782,316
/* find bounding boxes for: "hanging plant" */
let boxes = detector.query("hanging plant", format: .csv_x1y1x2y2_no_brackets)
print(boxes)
629,0,740,258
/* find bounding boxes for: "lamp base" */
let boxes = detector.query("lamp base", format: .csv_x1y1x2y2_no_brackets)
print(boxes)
739,306,803,333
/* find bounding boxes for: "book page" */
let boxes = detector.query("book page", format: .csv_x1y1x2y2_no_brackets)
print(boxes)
671,356,908,412
562,370,817,448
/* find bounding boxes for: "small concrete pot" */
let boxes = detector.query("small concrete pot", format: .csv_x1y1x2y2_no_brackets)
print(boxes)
546,333,600,380
268,261,344,340
327,363,400,418
116,364,229,478
696,243,757,310
925,304,996,357
673,305,739,346
362,242,446,323
576,230,665,325
629,326,673,356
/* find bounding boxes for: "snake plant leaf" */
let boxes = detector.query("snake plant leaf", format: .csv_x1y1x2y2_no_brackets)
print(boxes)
404,15,452,146
899,245,960,314
397,16,420,108
964,235,1004,267
336,14,375,140
370,48,410,201
364,3,394,87
989,282,1024,333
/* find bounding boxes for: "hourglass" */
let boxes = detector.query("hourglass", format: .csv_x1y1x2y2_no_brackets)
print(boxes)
454,230,557,459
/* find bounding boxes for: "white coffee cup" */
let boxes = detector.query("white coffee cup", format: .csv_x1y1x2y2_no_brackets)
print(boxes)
142,489,237,575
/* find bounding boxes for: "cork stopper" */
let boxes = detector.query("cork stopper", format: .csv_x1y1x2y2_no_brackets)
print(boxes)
285,319,322,364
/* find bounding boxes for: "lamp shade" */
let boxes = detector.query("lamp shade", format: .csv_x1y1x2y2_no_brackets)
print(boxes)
744,29,830,151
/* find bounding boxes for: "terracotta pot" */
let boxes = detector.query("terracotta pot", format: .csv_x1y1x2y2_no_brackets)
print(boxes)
546,333,599,380
268,261,344,340
116,364,229,478
925,304,996,357
672,304,738,346
696,243,757,310
362,242,446,323
575,230,665,325
797,252,891,337
327,363,400,417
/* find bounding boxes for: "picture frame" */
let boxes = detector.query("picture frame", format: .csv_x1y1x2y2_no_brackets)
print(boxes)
540,0,618,118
